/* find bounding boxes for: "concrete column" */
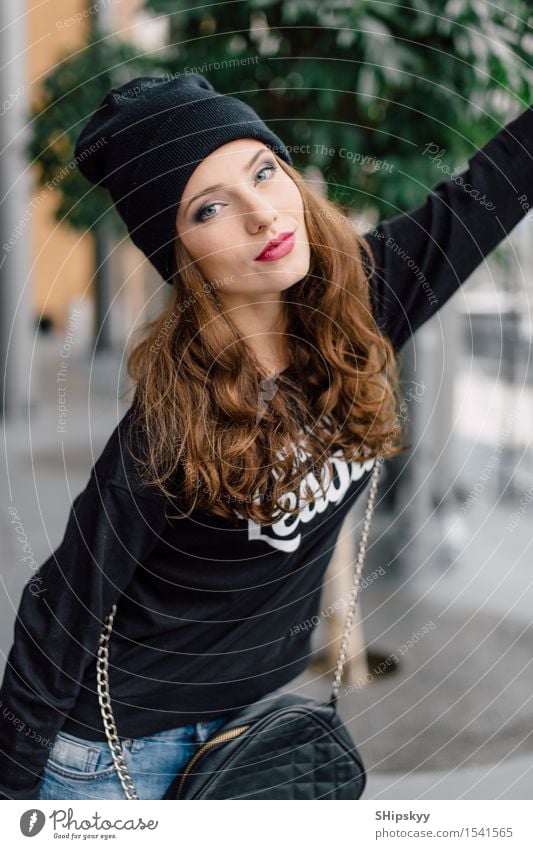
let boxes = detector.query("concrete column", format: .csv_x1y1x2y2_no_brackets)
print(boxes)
407,301,460,571
0,0,33,419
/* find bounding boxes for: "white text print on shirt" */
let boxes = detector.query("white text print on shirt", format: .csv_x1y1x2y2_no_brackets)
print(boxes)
236,430,376,553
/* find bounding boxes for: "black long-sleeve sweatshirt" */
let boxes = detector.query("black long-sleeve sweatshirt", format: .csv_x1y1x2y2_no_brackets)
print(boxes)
1,104,532,799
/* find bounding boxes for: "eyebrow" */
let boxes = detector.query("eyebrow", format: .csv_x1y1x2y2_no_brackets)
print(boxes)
183,148,272,214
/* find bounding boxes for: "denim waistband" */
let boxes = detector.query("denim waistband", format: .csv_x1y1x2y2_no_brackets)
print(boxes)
119,716,228,750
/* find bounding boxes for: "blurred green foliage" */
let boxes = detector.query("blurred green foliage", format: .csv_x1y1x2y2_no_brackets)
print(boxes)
25,23,164,242
27,0,532,237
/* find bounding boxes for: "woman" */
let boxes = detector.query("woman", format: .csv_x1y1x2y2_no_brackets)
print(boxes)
0,73,531,800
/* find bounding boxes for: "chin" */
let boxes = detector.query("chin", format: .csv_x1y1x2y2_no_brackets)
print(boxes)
284,271,307,289
287,261,310,285
269,270,306,291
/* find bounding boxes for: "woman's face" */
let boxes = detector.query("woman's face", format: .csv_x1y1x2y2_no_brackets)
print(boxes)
175,139,310,307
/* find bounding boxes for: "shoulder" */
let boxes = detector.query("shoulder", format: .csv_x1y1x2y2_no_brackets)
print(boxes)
89,403,165,502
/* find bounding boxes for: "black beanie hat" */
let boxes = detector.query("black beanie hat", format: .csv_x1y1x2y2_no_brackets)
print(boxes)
74,73,293,284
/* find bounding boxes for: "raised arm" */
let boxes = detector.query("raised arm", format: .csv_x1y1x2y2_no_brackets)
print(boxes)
0,466,168,800
363,104,533,353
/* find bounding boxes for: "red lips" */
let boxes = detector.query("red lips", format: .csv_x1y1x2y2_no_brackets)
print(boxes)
254,231,295,261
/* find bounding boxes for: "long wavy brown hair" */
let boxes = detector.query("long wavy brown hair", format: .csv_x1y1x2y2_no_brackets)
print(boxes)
125,152,410,525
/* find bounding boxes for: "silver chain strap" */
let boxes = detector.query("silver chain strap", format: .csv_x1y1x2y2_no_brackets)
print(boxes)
96,607,139,799
330,453,383,700
96,453,383,799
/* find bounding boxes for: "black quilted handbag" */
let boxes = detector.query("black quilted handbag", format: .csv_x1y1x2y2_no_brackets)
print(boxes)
96,456,383,800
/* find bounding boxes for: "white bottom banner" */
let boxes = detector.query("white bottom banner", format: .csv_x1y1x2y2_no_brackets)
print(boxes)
4,800,532,848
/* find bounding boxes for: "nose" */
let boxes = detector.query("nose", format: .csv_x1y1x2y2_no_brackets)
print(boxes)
242,194,278,233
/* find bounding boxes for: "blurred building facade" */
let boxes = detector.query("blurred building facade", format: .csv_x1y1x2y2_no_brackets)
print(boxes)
26,0,166,345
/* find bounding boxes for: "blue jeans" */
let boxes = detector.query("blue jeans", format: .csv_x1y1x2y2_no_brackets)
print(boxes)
37,717,230,800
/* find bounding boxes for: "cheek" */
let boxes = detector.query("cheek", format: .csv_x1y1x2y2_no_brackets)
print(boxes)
182,230,223,268
281,178,304,212
200,233,236,271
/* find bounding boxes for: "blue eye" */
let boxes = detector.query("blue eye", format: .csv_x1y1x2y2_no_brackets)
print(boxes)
195,202,221,223
255,160,278,182
194,159,278,222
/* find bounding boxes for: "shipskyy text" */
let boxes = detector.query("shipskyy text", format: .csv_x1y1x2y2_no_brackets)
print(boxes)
376,811,430,824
